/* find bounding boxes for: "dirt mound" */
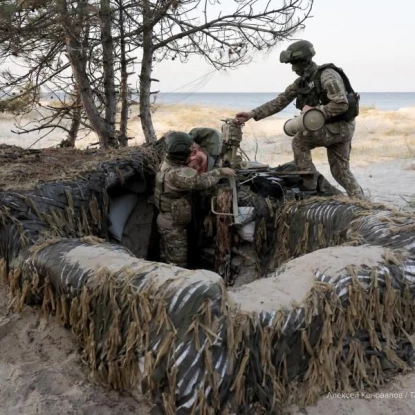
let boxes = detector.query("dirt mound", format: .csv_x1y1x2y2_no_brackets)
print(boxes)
0,144,158,191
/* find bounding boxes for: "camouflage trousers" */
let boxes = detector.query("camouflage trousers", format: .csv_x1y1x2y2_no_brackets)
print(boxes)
292,121,364,199
157,214,188,268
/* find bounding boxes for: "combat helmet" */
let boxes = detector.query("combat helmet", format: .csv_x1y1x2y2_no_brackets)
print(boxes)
280,40,316,64
165,131,193,159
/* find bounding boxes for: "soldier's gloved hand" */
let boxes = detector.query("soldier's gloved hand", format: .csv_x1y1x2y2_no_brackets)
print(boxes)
301,105,313,113
235,110,255,124
220,167,236,177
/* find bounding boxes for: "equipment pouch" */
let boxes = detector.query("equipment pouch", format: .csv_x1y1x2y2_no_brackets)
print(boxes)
343,92,360,121
171,198,192,226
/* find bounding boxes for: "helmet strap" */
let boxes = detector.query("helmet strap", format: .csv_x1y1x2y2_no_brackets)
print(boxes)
166,153,189,163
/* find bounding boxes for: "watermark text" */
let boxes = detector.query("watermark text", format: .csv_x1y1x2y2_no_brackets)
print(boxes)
327,392,415,399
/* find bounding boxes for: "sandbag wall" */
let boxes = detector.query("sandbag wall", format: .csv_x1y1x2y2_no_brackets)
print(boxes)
1,144,415,414
0,147,158,269
274,197,415,266
2,238,415,414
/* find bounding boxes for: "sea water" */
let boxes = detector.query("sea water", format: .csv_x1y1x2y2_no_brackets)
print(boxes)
157,92,415,118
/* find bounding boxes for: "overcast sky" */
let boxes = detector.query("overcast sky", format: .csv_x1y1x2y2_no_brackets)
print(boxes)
153,0,415,93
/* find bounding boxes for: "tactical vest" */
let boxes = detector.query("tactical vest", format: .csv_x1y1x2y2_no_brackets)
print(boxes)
154,169,190,213
296,63,360,123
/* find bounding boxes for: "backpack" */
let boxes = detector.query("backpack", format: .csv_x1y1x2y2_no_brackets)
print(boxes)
296,63,360,122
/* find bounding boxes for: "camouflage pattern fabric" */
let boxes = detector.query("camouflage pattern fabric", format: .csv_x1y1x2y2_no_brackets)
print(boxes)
251,65,349,121
159,160,223,196
251,67,364,199
252,77,300,120
314,67,350,120
274,198,415,267
2,143,415,414
157,215,188,267
156,160,225,267
292,120,363,198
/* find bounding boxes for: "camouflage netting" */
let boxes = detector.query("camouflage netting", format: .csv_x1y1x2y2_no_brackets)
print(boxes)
274,197,415,266
0,143,162,191
0,144,161,261
1,144,415,414
2,240,415,414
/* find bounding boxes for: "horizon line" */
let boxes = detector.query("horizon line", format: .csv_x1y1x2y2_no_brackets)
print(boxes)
158,91,415,94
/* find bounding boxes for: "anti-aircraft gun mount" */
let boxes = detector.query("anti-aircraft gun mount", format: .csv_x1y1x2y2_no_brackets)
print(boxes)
220,117,245,169
198,118,342,286
218,117,340,202
218,116,335,198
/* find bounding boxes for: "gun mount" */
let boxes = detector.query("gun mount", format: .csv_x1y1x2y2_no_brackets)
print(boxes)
220,118,244,169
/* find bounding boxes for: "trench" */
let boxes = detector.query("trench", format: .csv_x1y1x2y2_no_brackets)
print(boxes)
107,160,343,286
1,146,415,414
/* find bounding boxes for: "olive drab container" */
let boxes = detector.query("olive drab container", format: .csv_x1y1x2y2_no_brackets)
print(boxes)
283,108,325,137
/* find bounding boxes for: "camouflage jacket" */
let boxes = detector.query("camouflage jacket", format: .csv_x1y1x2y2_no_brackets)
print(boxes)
154,160,223,214
252,64,350,123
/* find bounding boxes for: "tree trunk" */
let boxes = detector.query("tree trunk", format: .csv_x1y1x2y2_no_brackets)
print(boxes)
66,90,82,147
59,0,113,149
118,5,128,147
139,0,156,144
100,0,117,148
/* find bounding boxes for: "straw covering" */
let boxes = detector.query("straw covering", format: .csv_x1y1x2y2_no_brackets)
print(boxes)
1,145,415,414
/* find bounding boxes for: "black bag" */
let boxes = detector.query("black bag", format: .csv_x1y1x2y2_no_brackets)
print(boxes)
251,174,285,199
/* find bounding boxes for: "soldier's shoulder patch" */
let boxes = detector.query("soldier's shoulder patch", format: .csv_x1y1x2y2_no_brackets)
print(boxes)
175,167,198,179
321,68,344,95
327,80,341,95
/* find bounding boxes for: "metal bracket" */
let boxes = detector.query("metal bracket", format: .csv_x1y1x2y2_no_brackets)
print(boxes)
210,196,234,217
209,177,242,225
228,176,242,225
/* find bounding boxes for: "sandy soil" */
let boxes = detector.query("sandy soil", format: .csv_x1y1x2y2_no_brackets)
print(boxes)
287,377,415,415
0,105,414,414
0,287,152,415
317,158,415,208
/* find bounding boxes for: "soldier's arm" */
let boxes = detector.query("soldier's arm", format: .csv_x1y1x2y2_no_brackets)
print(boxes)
168,167,224,191
317,68,349,119
251,79,299,121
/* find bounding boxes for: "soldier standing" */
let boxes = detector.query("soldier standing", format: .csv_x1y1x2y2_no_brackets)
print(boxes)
154,131,235,268
235,40,364,200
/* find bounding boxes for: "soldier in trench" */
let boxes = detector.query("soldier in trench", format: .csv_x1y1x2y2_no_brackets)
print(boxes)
154,131,235,268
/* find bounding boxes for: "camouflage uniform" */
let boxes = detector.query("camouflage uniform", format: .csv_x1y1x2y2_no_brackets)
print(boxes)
155,160,225,268
252,64,364,199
